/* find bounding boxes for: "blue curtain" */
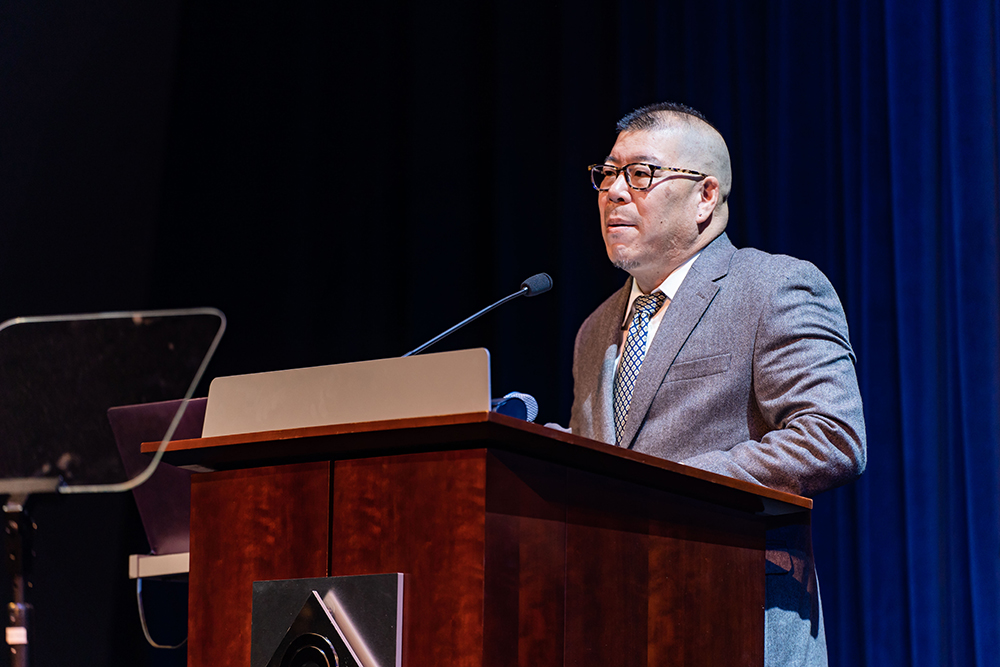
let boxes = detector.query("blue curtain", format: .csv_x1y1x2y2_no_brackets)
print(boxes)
578,0,1000,664
647,2,1000,665
846,1,1000,664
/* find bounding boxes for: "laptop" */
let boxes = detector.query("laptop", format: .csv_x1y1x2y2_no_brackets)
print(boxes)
107,397,207,555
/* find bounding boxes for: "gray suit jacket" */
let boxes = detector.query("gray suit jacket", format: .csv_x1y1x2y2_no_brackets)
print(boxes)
569,232,866,666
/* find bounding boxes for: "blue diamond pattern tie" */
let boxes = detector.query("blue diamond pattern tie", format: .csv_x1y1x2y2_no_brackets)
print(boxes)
613,291,668,445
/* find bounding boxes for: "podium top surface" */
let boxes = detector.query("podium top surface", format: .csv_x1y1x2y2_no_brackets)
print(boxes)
146,411,811,517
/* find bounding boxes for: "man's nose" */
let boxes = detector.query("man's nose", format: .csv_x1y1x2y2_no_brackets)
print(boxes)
607,171,632,202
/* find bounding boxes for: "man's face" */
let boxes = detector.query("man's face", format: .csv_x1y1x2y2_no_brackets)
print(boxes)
599,129,708,292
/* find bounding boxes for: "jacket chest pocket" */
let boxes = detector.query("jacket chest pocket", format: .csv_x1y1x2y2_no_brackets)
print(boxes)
666,353,731,382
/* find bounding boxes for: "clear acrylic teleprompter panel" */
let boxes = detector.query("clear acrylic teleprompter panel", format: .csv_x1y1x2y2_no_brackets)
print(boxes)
0,309,224,486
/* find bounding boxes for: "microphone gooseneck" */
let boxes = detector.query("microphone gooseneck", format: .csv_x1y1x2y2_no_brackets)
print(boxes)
403,273,554,357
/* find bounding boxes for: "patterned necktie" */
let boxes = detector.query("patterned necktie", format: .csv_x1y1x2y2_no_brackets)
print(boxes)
613,291,668,445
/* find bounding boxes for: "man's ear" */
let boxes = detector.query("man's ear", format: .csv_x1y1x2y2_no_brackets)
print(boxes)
696,177,721,223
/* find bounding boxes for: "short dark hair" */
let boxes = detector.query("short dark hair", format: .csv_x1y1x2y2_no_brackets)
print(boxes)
616,102,716,134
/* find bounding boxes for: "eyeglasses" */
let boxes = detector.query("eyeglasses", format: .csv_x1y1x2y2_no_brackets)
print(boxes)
587,162,709,192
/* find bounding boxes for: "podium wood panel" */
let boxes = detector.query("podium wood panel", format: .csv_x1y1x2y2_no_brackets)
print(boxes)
563,468,765,665
175,414,803,666
329,450,487,666
188,461,330,667
483,450,567,667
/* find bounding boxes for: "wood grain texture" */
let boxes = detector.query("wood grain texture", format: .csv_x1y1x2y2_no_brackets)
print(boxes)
483,450,567,667
564,467,766,666
328,449,488,667
182,425,775,667
187,461,330,667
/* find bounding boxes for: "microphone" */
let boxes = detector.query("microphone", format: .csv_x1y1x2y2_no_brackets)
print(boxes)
491,392,539,422
520,273,553,297
403,273,553,357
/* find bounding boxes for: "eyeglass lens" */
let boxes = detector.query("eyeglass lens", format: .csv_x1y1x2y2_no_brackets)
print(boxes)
592,164,655,191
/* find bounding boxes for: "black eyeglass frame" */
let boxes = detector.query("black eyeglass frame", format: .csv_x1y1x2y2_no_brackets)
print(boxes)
587,162,709,192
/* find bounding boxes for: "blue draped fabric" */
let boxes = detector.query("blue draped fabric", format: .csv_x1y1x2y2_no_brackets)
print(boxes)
695,3,1000,665
589,1,1000,664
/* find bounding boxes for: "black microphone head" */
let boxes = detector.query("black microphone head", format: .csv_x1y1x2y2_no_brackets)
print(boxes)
521,273,553,297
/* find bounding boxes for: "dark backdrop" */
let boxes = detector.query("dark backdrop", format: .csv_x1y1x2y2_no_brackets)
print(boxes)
1,0,997,665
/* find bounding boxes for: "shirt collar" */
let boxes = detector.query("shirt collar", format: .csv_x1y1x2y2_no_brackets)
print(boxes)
621,251,701,328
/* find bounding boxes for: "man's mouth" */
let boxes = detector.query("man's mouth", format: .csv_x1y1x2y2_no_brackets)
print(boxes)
606,217,634,229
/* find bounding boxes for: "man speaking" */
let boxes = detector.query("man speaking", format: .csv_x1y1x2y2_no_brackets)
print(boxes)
569,102,866,666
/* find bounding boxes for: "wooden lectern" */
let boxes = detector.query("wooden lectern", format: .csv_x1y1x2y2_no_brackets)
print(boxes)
152,411,811,667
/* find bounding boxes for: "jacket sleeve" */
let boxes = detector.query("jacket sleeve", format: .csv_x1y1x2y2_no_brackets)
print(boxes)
680,261,867,497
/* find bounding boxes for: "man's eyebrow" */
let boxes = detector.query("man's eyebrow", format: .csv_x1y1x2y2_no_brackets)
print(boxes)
604,154,660,164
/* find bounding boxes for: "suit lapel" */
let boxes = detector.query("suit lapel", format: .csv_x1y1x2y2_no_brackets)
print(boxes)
618,233,736,449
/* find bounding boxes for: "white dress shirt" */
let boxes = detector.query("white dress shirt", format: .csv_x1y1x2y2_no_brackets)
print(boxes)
616,251,701,367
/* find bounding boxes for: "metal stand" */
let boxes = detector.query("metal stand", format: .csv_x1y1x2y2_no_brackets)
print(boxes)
5,494,33,667
2,479,61,667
